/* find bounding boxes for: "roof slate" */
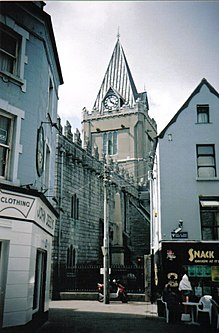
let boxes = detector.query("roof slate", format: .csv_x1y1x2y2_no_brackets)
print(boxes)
93,38,139,112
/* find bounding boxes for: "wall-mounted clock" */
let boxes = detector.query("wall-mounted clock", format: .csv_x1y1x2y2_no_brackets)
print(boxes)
36,125,45,176
103,94,119,109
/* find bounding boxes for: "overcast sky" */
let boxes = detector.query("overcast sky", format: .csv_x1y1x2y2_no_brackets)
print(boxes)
45,1,219,134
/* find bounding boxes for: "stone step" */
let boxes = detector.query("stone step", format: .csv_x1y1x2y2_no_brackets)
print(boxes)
59,292,145,302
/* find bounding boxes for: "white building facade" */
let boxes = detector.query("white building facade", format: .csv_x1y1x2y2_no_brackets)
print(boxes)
151,79,219,299
0,2,63,328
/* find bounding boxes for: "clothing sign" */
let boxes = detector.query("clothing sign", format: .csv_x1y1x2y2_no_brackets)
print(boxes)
0,189,35,218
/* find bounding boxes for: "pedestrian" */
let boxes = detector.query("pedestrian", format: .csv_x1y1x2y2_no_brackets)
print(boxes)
178,273,192,302
178,271,192,318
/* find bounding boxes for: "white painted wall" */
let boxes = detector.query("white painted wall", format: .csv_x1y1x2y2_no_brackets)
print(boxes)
152,81,219,252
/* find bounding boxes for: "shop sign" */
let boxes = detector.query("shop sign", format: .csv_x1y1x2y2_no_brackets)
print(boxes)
36,203,55,233
0,189,56,235
163,242,219,265
166,249,176,261
0,189,35,218
188,248,219,264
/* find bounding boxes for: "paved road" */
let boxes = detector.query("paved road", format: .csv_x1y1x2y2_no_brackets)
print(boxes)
35,300,213,333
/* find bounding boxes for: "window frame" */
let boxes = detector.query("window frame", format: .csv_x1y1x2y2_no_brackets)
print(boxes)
197,104,210,124
103,131,118,156
0,112,13,179
196,144,216,178
71,194,79,220
0,23,21,76
0,99,25,184
200,199,219,240
0,18,29,92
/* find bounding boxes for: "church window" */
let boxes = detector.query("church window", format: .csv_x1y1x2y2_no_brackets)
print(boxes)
103,131,118,156
71,194,79,219
67,245,76,268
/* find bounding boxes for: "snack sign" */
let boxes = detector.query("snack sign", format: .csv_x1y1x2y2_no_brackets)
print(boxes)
188,248,219,264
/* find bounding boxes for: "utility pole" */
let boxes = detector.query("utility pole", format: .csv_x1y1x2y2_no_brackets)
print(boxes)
103,162,110,304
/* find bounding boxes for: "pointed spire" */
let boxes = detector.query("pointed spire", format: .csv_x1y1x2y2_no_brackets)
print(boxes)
93,37,139,112
117,26,120,41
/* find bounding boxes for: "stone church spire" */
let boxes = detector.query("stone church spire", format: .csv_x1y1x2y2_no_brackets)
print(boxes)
82,36,157,186
93,38,141,113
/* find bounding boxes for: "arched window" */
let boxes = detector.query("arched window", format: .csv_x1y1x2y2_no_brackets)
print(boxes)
102,131,118,156
67,245,76,268
71,194,79,219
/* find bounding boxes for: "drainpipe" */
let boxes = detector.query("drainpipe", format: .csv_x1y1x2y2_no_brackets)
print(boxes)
58,145,64,277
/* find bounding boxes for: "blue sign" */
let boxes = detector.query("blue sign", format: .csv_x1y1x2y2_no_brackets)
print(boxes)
171,231,188,239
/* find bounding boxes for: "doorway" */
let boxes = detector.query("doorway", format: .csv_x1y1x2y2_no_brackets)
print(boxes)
0,241,9,328
33,249,47,313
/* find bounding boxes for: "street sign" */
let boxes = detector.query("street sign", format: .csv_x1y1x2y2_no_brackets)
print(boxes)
100,268,111,275
171,231,188,239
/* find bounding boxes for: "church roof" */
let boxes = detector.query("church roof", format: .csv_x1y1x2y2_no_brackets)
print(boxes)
93,37,140,112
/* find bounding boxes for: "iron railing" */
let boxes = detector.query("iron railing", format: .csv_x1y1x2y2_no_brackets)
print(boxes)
54,264,145,293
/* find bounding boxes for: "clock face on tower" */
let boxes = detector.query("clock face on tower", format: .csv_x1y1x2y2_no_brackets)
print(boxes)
103,94,119,109
36,126,45,176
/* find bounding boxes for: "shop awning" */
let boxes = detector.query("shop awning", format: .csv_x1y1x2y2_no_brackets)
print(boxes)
200,200,219,207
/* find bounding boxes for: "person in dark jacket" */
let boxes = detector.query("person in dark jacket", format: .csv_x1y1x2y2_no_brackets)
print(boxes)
163,284,182,323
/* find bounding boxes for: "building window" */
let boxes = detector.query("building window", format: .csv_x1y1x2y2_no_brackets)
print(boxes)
67,245,76,268
0,113,13,178
197,105,209,123
103,131,118,155
0,20,29,91
71,194,79,219
200,200,219,240
197,145,216,178
0,23,21,76
48,77,54,120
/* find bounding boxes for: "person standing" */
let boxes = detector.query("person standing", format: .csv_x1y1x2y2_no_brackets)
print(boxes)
179,273,192,302
179,272,192,316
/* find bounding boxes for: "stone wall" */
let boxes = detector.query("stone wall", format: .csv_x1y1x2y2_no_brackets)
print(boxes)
53,120,150,271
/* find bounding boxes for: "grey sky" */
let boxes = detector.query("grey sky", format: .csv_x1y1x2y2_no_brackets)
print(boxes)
45,1,219,133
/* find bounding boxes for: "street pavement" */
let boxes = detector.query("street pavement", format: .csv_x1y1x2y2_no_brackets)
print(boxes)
34,300,214,333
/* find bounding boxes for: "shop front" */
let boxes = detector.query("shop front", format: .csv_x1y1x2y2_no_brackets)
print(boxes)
0,184,57,329
154,241,219,301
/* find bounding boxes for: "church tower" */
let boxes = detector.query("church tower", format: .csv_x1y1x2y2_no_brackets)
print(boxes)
82,35,157,186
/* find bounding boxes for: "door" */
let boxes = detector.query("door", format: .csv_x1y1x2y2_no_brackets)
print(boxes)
33,249,47,313
0,241,9,328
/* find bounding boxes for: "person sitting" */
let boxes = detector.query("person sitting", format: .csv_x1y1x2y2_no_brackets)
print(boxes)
163,284,182,323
